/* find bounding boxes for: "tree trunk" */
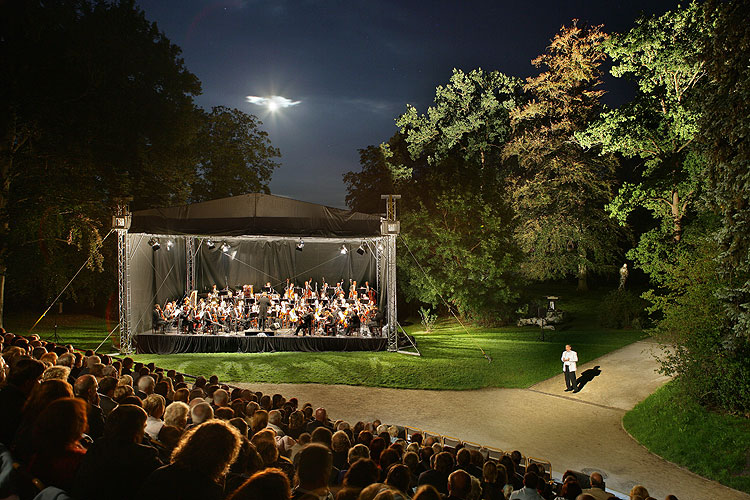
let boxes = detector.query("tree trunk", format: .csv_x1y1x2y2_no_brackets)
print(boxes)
577,263,589,291
671,190,682,242
0,268,4,329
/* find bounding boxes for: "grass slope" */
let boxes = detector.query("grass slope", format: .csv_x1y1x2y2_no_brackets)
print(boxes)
6,285,644,389
623,381,750,494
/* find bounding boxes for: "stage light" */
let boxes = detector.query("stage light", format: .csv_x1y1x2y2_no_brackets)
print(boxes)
340,244,348,255
149,237,160,251
206,239,215,250
166,240,174,251
356,242,367,255
377,243,384,251
221,242,231,253
296,239,304,251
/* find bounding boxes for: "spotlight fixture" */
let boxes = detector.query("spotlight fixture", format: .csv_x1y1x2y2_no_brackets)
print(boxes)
340,244,348,255
296,239,304,252
166,240,174,251
356,242,367,255
149,237,160,251
377,243,384,252
206,239,215,250
221,242,231,253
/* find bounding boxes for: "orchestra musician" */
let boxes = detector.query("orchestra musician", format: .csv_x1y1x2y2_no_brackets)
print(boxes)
154,276,379,337
153,304,167,333
295,307,314,336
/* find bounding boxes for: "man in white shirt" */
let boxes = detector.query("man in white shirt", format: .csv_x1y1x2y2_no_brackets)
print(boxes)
561,344,578,392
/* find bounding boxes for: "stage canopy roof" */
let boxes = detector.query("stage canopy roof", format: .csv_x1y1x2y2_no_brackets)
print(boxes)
129,193,382,238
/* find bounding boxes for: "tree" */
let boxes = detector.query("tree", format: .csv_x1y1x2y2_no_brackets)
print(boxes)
399,186,521,323
504,21,620,291
395,68,522,193
190,106,280,202
701,0,750,340
382,68,524,322
577,2,708,246
342,136,398,214
0,0,204,324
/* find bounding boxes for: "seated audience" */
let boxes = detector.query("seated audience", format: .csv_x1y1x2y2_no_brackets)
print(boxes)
73,404,162,500
509,472,544,500
164,401,190,430
582,472,614,500
228,467,291,500
138,420,242,500
292,443,334,500
28,397,88,492
143,394,166,439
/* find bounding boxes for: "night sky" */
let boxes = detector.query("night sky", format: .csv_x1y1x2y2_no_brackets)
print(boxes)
136,0,678,209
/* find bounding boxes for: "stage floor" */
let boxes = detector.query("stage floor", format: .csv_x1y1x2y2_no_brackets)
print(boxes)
133,331,403,354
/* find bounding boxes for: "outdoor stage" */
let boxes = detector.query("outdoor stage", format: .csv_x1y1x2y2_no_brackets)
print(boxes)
133,331,415,354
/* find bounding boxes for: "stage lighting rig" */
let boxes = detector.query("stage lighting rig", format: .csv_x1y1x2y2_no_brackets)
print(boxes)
356,242,367,255
206,239,216,250
148,238,160,251
296,239,304,251
340,244,348,255
221,242,231,253
166,240,174,251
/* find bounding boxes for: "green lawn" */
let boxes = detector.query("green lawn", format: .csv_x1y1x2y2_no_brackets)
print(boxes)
623,381,750,494
6,285,645,389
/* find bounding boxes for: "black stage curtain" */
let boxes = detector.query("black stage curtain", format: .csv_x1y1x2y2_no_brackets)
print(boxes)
134,334,396,354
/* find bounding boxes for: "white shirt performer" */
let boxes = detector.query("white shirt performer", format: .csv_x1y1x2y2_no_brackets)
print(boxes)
561,344,578,392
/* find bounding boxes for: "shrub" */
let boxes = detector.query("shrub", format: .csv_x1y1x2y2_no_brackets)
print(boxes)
598,289,646,329
418,307,437,332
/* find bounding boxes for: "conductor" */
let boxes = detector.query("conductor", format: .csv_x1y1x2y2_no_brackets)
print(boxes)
257,292,271,331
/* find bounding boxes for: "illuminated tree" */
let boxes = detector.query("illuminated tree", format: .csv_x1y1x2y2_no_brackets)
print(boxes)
504,21,620,291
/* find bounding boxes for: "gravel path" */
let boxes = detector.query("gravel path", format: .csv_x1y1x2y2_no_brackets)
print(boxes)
234,340,749,500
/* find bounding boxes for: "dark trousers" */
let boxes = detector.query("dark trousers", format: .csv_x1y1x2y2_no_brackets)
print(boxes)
564,366,577,390
258,312,268,331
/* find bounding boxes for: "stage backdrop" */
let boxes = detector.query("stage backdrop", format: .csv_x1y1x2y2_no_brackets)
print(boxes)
126,194,384,334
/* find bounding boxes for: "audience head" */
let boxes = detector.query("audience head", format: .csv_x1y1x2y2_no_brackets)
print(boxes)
74,374,99,403
98,376,118,396
434,451,455,474
348,443,370,465
589,472,605,489
296,443,333,489
138,375,156,395
448,470,472,499
385,464,410,494
227,467,291,500
8,358,45,392
22,379,74,420
629,485,650,500
343,458,379,489
164,401,190,429
143,393,166,418
250,429,279,465
114,384,135,402
104,404,148,443
560,480,582,499
191,401,214,425
412,484,441,500
32,397,87,452
311,426,333,448
213,388,229,407
315,407,327,422
332,430,352,453
171,419,242,481
523,472,539,489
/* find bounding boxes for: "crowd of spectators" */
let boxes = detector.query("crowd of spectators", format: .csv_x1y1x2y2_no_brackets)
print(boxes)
0,332,677,500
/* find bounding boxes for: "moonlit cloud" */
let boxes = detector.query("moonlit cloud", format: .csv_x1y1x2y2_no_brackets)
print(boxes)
245,95,301,111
